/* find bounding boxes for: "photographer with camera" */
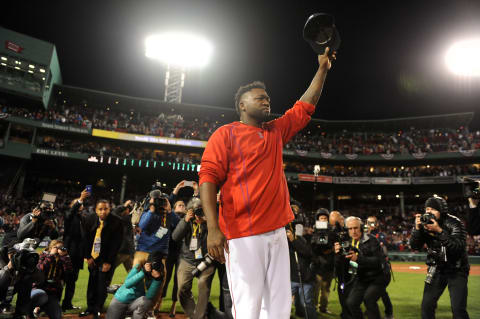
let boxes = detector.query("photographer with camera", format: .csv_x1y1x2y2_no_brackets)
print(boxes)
335,216,387,319
62,188,90,311
106,252,165,319
0,238,42,319
134,189,180,313
310,208,335,315
410,196,470,319
366,216,394,319
330,211,354,319
17,202,59,248
162,196,188,318
31,240,72,319
172,197,214,319
286,223,317,319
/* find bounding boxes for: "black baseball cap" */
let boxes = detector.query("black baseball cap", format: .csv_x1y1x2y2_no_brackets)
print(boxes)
303,13,341,55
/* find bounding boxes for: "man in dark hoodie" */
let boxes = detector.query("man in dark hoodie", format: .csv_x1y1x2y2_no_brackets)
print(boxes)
410,196,470,319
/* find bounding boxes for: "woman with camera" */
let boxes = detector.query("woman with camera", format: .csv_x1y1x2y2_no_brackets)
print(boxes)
106,252,164,319
31,240,72,319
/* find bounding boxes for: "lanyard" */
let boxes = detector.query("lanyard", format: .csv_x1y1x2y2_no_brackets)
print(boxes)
192,223,201,238
351,239,360,250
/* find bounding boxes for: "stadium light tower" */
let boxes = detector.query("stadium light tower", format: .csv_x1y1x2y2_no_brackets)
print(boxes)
445,38,480,77
145,32,213,103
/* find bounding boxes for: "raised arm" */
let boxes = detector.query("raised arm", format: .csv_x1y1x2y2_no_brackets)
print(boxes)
300,47,336,106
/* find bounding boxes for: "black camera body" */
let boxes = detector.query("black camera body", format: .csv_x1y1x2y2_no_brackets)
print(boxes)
311,230,329,246
194,207,204,218
333,223,353,256
462,177,480,199
311,219,330,247
11,239,39,274
34,201,56,221
420,213,436,225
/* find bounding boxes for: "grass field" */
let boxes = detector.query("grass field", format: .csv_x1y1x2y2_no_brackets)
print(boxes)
59,261,480,318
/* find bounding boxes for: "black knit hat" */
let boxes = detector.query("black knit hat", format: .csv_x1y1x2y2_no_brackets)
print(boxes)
425,196,448,215
316,208,330,219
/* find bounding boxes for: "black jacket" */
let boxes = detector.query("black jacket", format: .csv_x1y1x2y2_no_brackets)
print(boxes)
17,213,59,247
172,219,208,266
111,206,135,255
336,233,385,283
64,201,86,269
289,235,316,283
83,211,124,265
467,206,480,236
410,213,469,274
310,228,337,275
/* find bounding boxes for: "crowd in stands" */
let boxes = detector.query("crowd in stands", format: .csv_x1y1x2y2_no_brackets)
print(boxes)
33,134,480,178
4,103,480,156
2,103,221,141
285,126,480,154
36,136,202,164
284,162,480,177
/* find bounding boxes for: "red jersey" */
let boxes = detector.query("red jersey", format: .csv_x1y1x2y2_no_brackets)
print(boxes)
199,100,315,239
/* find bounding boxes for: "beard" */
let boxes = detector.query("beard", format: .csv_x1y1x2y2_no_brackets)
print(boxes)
251,108,271,123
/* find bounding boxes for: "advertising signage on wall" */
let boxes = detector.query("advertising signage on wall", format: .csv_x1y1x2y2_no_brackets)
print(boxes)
92,129,207,148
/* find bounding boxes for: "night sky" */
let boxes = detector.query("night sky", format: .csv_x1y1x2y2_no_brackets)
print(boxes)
4,0,480,125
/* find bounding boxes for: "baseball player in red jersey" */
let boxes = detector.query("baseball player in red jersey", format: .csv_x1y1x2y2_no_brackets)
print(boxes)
199,48,336,319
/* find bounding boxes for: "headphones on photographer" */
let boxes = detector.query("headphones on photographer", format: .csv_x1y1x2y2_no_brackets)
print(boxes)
346,216,364,233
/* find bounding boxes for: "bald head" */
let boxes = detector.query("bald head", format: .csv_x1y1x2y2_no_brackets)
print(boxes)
329,210,344,227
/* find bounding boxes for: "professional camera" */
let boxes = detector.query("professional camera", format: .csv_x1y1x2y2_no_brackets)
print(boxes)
333,222,353,256
194,207,204,218
311,220,330,246
151,180,163,191
150,260,165,281
11,239,39,274
149,190,169,213
462,177,480,199
34,193,57,220
192,254,214,277
420,213,436,225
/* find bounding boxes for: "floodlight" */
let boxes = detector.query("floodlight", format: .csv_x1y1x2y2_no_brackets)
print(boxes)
445,38,480,77
145,31,213,103
145,32,213,68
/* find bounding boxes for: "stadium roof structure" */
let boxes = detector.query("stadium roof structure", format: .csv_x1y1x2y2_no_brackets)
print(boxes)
55,84,474,132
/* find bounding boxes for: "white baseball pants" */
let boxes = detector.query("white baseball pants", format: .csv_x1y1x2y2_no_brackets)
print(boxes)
225,227,291,319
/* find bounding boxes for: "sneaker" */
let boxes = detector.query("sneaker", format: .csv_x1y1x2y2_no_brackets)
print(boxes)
33,307,41,318
385,315,395,319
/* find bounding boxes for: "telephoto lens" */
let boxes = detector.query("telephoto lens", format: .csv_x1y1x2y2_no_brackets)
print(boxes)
191,254,214,277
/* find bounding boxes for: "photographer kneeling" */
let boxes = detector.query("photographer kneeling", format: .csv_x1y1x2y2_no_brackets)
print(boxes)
31,240,72,319
335,217,386,319
172,197,214,319
17,203,59,247
410,196,470,319
106,252,164,319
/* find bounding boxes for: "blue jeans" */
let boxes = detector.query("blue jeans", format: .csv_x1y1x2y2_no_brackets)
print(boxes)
31,289,62,319
291,281,317,319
